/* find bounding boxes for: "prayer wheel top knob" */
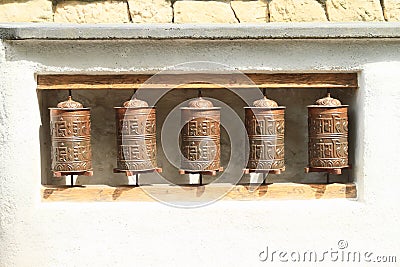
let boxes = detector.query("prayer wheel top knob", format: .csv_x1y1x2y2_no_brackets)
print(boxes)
252,95,278,108
123,97,149,108
187,97,214,109
56,96,84,109
314,93,342,107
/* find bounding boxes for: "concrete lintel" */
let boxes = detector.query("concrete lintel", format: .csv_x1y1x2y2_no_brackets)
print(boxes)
1,22,400,40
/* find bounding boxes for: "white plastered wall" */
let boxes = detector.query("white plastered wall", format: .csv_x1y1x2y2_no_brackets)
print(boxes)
1,38,400,266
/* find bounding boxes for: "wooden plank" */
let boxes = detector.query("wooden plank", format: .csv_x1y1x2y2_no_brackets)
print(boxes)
37,73,358,90
41,183,357,202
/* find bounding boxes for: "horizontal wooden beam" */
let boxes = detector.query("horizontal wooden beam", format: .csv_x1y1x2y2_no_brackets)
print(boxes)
41,183,357,202
37,73,358,90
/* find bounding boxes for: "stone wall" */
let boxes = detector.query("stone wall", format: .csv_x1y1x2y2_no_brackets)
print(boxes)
1,0,399,23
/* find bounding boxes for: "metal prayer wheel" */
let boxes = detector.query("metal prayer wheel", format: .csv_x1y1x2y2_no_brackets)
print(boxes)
306,93,349,172
114,98,157,172
245,96,285,173
180,97,221,172
49,96,92,176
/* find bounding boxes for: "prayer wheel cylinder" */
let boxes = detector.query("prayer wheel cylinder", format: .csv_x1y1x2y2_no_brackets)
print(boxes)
307,93,349,169
49,96,92,175
180,97,221,172
114,98,157,171
245,96,285,172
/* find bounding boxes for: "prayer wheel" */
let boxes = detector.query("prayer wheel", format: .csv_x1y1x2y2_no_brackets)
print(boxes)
180,97,221,172
245,96,285,173
114,98,157,172
306,93,349,173
49,96,92,176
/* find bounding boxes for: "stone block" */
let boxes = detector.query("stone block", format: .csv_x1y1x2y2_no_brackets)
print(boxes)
231,0,268,23
0,0,53,22
128,0,173,23
54,0,130,23
383,0,400,21
174,0,238,23
269,0,328,22
326,0,384,21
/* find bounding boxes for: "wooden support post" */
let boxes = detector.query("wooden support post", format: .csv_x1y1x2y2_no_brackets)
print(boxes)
179,167,224,185
189,174,200,185
249,173,263,184
113,168,162,186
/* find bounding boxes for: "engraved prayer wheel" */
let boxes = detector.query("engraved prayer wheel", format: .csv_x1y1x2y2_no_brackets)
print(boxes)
49,96,92,176
114,98,157,172
180,97,221,172
306,93,349,173
245,96,285,173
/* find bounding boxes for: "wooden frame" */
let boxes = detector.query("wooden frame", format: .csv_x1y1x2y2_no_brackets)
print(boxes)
37,73,358,90
38,72,358,202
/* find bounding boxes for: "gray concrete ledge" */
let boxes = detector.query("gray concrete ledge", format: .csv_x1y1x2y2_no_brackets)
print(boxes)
1,22,400,40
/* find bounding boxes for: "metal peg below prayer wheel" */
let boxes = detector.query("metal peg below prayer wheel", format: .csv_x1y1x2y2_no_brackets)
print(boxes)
180,97,221,173
244,96,285,174
49,96,93,176
305,93,349,174
114,98,158,173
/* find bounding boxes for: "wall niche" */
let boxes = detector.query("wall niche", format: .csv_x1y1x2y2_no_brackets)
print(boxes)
37,73,358,188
